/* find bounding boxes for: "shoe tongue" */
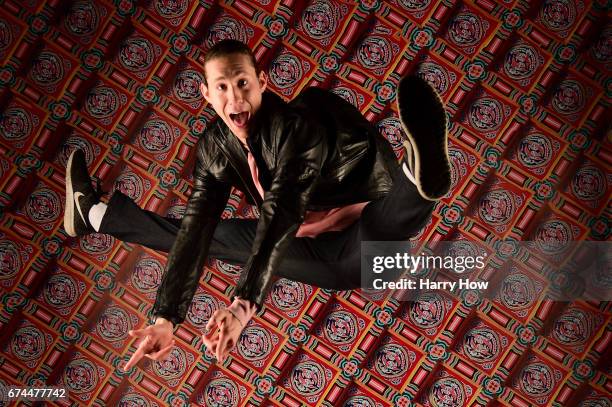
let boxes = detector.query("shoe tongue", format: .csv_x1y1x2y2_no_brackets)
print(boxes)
234,112,248,126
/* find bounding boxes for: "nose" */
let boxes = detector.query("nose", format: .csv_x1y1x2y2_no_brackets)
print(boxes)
227,85,244,105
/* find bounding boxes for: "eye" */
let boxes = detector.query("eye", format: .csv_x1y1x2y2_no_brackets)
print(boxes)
238,79,247,87
216,83,226,91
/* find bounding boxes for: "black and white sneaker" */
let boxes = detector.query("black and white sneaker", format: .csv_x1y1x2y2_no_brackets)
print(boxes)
64,149,99,237
397,75,452,200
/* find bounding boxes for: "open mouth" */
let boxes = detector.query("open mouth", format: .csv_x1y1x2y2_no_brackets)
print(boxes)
229,111,249,128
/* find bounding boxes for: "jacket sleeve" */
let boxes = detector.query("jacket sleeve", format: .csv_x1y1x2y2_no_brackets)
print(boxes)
153,138,231,325
234,111,326,308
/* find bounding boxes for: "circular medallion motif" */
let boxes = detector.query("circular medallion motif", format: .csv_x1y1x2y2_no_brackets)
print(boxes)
417,62,450,95
374,344,410,378
166,201,186,219
131,256,163,293
119,37,154,72
504,43,541,81
344,396,377,407
118,393,151,407
463,327,501,363
269,54,303,89
238,326,272,361
25,187,61,224
57,137,95,168
571,165,606,201
85,86,120,119
114,171,144,201
539,0,576,32
409,292,446,329
139,119,173,154
154,0,188,18
323,310,358,345
97,305,131,342
447,241,480,260
152,347,186,379
79,233,114,255
0,107,33,142
29,51,63,86
535,220,571,255
518,133,552,168
449,148,468,190
448,12,483,48
551,79,585,115
0,240,22,281
357,36,392,70
429,377,465,407
44,274,79,308
291,361,325,396
590,26,611,63
64,358,98,393
204,378,239,407
187,293,219,329
11,326,45,361
302,0,337,40
0,19,13,52
173,69,203,103
552,308,591,346
332,86,360,108
579,398,611,407
399,0,431,11
478,190,514,225
376,117,404,151
468,98,503,132
64,1,99,36
271,279,305,310
519,363,554,397
500,273,535,310
206,16,250,48
214,260,242,277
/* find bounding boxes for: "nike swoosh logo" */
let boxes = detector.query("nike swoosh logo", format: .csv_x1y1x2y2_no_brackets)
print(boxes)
74,192,88,225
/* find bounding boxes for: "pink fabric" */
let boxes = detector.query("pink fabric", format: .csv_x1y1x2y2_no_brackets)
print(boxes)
247,151,265,199
227,297,257,327
246,150,368,238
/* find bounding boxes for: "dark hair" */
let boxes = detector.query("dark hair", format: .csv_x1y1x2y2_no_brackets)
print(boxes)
202,39,260,86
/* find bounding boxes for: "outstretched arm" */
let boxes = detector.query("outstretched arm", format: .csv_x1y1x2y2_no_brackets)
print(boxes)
124,138,231,370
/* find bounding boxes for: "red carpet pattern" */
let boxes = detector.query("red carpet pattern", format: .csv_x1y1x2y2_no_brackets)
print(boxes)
0,0,610,406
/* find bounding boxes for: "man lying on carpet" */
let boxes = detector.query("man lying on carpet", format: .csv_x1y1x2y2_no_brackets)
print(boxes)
63,39,452,368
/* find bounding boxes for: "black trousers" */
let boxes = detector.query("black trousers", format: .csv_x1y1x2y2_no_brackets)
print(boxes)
99,167,434,290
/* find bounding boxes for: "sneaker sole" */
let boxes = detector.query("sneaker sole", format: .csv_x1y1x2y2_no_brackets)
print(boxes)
64,151,77,237
397,76,451,201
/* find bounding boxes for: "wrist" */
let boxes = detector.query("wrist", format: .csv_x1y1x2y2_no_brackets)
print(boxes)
154,316,173,328
227,297,257,327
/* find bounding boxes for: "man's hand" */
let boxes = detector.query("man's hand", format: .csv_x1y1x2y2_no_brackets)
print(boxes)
201,309,244,363
124,317,175,371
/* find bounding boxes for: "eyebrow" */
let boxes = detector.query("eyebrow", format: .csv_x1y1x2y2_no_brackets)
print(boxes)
211,70,247,83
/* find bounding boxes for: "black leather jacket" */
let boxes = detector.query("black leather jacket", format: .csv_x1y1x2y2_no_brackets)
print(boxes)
153,87,398,325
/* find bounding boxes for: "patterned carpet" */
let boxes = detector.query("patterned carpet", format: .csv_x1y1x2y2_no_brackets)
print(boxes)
0,0,610,406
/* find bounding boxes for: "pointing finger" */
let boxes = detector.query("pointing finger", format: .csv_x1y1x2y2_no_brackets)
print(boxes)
124,337,150,370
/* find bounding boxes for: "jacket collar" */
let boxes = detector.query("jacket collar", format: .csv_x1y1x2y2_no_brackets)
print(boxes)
248,91,286,143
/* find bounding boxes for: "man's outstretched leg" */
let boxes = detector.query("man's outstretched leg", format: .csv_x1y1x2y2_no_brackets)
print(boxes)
396,75,452,201
64,149,181,251
358,75,452,241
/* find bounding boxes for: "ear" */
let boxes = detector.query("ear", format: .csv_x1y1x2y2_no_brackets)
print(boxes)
258,71,267,92
200,82,209,102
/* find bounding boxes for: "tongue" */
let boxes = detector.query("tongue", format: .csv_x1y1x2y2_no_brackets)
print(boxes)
233,112,248,127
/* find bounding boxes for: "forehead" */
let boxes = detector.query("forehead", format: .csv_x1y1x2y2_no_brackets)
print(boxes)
204,54,256,80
